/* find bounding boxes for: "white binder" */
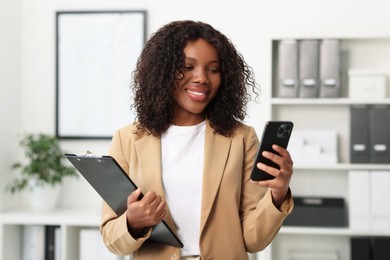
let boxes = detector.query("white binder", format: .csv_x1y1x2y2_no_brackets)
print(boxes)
370,171,390,232
348,170,371,231
80,229,124,260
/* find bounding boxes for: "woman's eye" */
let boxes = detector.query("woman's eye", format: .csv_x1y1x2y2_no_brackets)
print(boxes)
208,67,220,73
183,65,193,71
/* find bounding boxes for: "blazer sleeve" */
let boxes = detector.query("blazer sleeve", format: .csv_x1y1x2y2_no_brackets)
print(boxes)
240,126,294,252
100,129,151,255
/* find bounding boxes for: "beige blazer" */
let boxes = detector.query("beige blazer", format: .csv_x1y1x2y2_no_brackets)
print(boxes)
101,121,293,260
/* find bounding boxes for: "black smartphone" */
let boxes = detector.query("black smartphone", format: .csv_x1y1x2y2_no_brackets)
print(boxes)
250,121,294,181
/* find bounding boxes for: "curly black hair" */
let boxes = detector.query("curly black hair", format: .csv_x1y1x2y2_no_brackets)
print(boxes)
132,20,259,137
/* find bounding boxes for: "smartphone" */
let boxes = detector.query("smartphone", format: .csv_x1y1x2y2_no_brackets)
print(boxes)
250,121,294,181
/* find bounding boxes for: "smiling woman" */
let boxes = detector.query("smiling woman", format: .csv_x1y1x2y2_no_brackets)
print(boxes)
132,20,257,137
100,20,294,260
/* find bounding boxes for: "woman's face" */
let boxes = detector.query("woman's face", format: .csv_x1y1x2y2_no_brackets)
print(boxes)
172,38,221,126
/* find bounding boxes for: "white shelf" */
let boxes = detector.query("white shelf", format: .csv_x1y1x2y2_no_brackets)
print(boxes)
0,209,101,226
280,226,390,237
294,163,390,171
271,98,390,105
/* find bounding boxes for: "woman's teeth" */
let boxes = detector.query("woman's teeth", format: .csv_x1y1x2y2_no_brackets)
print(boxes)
186,90,205,96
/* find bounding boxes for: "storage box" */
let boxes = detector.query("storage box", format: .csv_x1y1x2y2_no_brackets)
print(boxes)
283,197,347,227
348,69,386,99
288,130,338,165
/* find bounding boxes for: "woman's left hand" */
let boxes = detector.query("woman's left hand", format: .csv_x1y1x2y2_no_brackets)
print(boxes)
251,144,293,209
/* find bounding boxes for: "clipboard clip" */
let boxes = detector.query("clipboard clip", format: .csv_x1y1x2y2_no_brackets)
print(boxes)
83,150,101,158
71,151,103,162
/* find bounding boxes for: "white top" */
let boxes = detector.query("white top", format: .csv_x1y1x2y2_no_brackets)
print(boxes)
161,121,205,256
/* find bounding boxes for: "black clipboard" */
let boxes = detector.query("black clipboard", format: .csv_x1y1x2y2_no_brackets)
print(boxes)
65,154,183,248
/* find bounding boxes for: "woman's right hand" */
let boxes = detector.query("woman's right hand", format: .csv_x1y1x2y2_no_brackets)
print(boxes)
126,188,167,237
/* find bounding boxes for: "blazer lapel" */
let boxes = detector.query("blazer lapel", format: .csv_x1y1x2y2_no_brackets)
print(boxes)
135,135,177,230
200,122,232,234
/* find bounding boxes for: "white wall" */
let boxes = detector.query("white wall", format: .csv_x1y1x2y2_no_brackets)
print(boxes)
2,0,390,210
0,0,21,210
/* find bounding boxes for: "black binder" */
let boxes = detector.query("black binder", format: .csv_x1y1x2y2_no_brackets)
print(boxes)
350,237,371,260
373,237,390,260
350,105,370,163
65,154,183,248
369,105,390,163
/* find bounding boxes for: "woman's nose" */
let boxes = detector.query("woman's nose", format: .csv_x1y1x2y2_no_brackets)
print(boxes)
192,68,209,85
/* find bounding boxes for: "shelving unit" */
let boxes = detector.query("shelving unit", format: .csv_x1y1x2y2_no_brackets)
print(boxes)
264,37,390,260
0,209,130,260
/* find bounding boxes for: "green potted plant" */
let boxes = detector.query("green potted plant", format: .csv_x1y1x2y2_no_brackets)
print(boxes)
6,133,78,210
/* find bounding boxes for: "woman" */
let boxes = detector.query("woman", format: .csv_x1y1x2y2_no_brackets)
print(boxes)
101,20,293,260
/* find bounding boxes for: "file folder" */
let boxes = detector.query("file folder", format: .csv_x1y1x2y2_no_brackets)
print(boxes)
23,226,45,260
319,39,341,98
350,105,370,163
350,237,371,260
370,171,390,232
299,39,320,98
373,237,390,260
369,105,390,163
276,39,299,97
348,170,370,231
80,229,123,260
65,154,183,248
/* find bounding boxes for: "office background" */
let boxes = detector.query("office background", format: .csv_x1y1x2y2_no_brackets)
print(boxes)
1,0,390,259
2,0,389,210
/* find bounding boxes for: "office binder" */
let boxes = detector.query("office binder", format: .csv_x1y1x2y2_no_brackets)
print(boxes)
80,229,123,260
369,105,390,163
65,154,183,248
299,39,320,98
276,39,299,97
348,170,371,231
45,225,58,260
373,237,390,260
350,105,370,163
23,225,45,260
350,237,371,260
370,171,390,232
319,39,341,98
